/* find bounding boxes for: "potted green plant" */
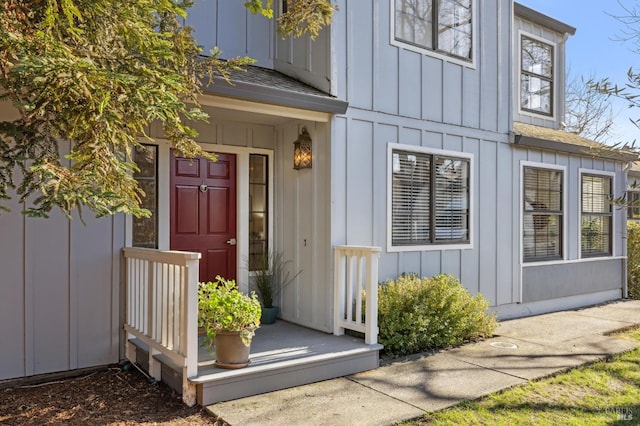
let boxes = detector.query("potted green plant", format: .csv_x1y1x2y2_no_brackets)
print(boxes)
198,276,261,369
250,250,300,324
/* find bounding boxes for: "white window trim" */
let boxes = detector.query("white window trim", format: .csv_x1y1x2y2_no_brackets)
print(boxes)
386,143,474,252
578,168,616,259
390,0,477,69
519,161,567,264
125,140,274,293
517,30,558,120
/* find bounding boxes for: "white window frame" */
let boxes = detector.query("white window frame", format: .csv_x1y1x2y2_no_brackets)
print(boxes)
390,0,477,69
518,30,558,120
578,169,615,259
387,143,474,252
520,161,567,264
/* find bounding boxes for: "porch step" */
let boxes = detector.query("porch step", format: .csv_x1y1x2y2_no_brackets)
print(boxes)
196,344,380,405
128,321,382,406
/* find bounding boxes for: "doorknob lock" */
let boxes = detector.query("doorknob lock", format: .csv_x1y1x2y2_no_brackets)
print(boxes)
226,238,237,245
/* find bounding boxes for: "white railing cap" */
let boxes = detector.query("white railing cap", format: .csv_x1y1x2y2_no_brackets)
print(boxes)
123,247,202,264
334,245,382,253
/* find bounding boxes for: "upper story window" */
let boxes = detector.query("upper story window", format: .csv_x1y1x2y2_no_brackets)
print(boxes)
389,146,471,250
394,0,473,61
521,35,554,116
581,173,612,257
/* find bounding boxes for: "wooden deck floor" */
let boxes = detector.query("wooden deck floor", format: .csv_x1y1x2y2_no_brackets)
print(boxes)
190,321,381,404
193,320,380,381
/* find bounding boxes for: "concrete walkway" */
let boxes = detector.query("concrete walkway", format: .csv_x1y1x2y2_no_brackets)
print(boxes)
206,300,640,425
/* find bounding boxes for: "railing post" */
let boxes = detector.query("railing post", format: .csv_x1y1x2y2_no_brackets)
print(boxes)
364,250,380,345
333,248,345,336
334,245,381,345
147,260,162,381
181,257,199,406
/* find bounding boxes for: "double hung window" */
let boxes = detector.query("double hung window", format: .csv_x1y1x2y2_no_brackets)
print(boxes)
394,0,473,60
521,35,554,115
523,167,563,261
391,148,470,248
581,174,612,257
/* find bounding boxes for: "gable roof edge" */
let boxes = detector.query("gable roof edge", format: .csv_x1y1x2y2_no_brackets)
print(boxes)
514,2,576,35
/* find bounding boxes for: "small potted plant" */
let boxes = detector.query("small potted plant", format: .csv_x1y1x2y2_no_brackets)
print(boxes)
198,276,261,369
250,250,300,324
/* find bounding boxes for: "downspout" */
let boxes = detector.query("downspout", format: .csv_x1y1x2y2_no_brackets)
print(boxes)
623,161,632,299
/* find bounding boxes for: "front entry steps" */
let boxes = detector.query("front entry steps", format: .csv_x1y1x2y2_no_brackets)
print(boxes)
128,321,382,406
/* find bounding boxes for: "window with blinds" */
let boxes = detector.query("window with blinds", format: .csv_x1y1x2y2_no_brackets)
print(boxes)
523,167,562,261
581,174,612,257
391,149,469,246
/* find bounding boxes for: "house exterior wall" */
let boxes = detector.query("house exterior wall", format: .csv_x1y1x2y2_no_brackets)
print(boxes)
512,146,626,314
0,100,124,381
522,258,623,303
329,0,516,308
274,9,332,94
275,123,333,332
329,1,625,318
331,0,511,134
186,0,274,68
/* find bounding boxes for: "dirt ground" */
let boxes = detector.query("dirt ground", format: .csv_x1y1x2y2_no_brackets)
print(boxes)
0,364,228,425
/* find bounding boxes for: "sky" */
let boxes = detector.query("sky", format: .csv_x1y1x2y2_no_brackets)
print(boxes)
517,0,639,145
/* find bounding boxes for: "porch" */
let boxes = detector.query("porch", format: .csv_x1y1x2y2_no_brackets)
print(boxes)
122,245,382,406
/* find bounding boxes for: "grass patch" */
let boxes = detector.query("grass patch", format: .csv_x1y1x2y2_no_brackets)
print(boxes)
410,327,640,425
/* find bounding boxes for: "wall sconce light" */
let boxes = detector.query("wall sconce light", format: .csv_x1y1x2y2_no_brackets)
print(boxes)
293,127,312,170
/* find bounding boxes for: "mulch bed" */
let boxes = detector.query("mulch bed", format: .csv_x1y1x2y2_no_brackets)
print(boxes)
0,364,228,425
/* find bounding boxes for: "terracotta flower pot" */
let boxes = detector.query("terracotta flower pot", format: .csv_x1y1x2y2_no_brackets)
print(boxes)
214,331,251,369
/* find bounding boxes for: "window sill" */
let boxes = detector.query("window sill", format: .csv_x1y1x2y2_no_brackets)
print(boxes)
522,256,624,267
388,242,473,252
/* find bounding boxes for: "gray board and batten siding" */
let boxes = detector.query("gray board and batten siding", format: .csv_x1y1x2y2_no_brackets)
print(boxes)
0,137,124,381
330,0,516,307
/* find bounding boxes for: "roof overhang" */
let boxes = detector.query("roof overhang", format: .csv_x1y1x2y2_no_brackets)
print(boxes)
512,123,638,162
203,79,348,116
514,3,576,36
200,65,348,119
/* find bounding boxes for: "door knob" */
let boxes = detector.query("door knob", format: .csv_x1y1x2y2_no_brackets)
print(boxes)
226,238,237,245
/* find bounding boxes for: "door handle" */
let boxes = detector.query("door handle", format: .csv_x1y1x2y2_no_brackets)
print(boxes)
226,238,237,245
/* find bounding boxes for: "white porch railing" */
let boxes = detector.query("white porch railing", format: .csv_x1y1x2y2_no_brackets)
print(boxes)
333,245,381,345
122,247,200,406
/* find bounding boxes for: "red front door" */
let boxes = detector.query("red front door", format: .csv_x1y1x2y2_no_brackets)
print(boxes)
170,151,237,282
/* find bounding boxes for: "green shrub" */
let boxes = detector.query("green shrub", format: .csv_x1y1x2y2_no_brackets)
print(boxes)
378,273,497,357
628,222,640,299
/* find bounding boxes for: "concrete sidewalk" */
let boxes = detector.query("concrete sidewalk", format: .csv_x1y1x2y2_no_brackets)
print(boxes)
206,300,640,425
